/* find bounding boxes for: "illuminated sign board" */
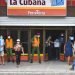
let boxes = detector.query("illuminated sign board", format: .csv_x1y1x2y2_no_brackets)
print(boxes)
7,0,67,16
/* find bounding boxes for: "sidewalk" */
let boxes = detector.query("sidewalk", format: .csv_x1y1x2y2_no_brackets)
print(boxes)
0,61,75,75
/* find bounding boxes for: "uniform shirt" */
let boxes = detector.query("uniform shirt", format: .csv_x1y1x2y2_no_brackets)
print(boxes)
0,38,4,51
6,38,13,48
32,37,40,47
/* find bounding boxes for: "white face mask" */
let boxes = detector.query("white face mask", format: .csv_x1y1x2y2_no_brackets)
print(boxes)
8,36,10,39
17,42,20,44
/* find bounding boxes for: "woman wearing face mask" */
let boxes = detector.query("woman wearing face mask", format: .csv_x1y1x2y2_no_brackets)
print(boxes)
14,39,24,67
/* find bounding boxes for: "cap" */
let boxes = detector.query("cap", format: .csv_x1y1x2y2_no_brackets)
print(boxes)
17,39,20,42
37,32,40,35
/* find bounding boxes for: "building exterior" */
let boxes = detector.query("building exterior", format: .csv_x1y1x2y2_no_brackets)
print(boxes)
0,0,75,61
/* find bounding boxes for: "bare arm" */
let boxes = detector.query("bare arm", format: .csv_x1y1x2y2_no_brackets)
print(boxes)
21,46,24,54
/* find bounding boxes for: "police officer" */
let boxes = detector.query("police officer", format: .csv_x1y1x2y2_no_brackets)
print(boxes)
30,34,41,63
5,35,14,62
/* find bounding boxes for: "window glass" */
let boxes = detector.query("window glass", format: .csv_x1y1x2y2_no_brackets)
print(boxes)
20,31,28,53
8,30,18,42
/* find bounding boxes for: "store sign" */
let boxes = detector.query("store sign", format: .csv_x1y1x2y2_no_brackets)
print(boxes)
7,0,67,16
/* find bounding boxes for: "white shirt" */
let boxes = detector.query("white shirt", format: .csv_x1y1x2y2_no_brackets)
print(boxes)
73,43,75,50
54,39,60,47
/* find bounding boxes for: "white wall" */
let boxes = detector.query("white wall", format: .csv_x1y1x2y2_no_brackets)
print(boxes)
0,17,75,26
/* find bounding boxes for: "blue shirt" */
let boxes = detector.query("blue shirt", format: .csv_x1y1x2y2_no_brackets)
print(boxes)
0,39,4,51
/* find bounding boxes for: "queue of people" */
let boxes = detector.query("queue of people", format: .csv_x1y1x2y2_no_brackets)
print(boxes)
46,34,75,69
0,34,75,70
46,36,63,60
0,35,24,67
0,34,41,67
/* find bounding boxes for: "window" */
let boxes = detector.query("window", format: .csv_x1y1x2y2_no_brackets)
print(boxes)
8,30,18,42
20,31,28,53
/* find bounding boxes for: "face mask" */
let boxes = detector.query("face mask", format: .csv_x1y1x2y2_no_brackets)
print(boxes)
17,42,20,44
8,36,10,39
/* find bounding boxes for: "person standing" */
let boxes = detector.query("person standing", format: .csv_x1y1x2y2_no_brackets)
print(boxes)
5,35,14,62
14,39,24,67
64,40,73,65
70,40,75,70
72,41,75,58
31,34,41,63
46,36,53,60
54,39,60,60
59,33,65,53
0,35,5,65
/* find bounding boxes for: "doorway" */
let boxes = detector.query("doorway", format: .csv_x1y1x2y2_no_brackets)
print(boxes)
45,30,65,60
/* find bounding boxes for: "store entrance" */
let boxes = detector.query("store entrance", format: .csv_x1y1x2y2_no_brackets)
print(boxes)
45,30,65,60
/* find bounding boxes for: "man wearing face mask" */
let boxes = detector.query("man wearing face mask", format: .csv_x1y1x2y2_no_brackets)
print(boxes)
0,35,5,65
14,39,24,67
5,35,14,62
31,34,41,63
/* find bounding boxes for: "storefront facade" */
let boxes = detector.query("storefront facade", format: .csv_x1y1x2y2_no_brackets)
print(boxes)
0,26,75,61
0,0,75,61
